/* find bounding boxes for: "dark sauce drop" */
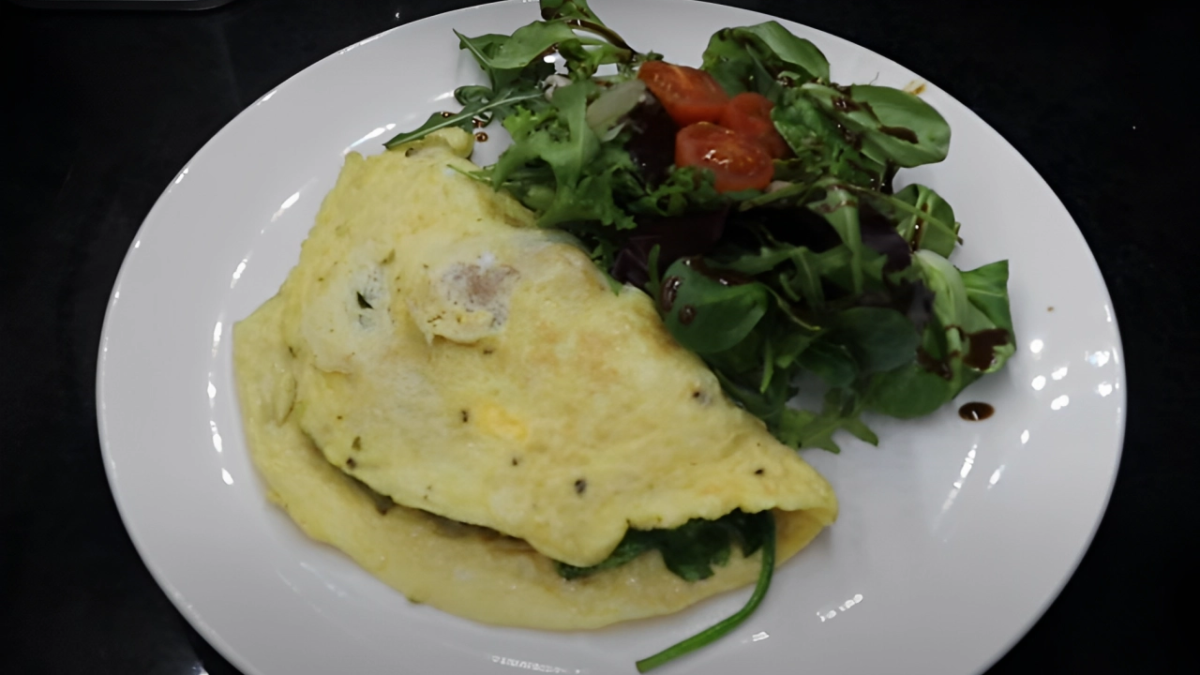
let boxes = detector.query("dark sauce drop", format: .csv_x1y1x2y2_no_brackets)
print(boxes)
439,111,453,118
963,328,1011,371
832,96,861,112
678,305,697,325
838,123,863,150
474,132,489,142
659,276,682,311
958,402,995,421
878,125,920,143
472,118,486,128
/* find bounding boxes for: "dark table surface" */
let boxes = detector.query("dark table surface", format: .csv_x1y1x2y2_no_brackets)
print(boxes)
3,0,1196,673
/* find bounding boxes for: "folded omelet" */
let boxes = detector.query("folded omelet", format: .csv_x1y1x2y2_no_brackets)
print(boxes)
233,129,837,628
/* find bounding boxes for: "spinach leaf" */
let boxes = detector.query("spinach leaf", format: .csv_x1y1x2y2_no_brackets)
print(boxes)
920,250,986,333
735,21,830,82
560,509,778,673
806,182,866,294
555,532,654,580
702,22,829,101
888,184,960,257
634,512,776,673
454,30,548,91
776,389,878,454
555,509,770,582
961,260,1015,337
654,517,734,581
827,306,921,374
710,351,797,427
800,83,951,168
698,310,824,447
866,253,1014,417
795,340,856,388
478,22,582,71
658,257,771,354
459,5,635,79
867,358,961,419
717,242,796,276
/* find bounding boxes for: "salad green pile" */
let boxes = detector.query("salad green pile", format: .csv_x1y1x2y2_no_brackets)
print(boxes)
384,0,1015,670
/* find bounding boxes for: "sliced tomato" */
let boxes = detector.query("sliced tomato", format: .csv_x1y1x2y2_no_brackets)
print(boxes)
637,61,729,127
675,122,774,193
719,92,790,159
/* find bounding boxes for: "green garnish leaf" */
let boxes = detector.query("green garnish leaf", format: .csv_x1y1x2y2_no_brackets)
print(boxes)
795,339,857,388
702,22,830,101
806,181,866,294
800,82,951,168
961,260,1015,339
888,184,960,257
555,534,655,580
866,254,1014,418
658,257,771,354
770,92,889,188
555,509,769,582
382,86,545,149
826,306,922,374
776,389,877,454
635,512,776,673
486,80,641,230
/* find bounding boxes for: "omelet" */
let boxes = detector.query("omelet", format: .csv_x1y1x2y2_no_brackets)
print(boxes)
233,128,837,628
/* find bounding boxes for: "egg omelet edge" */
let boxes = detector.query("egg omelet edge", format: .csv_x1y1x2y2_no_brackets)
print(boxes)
233,293,830,630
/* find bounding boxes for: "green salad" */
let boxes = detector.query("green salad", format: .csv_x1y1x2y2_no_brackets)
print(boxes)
385,0,1015,670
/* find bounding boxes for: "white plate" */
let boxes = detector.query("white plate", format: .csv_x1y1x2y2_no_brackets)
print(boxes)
96,1,1125,673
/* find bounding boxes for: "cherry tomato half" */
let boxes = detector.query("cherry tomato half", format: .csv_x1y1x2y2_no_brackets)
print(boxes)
675,122,774,193
719,92,790,159
637,61,730,127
